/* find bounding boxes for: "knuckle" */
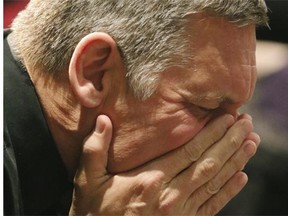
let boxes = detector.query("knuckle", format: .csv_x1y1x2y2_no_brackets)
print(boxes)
158,183,183,214
158,189,181,215
158,199,175,215
199,158,220,179
183,142,202,162
206,180,220,195
137,171,165,193
229,135,241,149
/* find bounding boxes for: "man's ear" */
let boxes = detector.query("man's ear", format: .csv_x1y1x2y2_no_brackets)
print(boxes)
69,32,118,108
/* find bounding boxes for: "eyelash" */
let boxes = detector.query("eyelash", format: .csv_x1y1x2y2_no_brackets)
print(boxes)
197,106,218,113
183,101,218,116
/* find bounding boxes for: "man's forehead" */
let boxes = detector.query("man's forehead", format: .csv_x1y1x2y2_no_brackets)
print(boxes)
186,12,256,46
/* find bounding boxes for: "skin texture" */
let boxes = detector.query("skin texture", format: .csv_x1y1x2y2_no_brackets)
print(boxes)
30,14,256,176
25,13,260,215
70,114,260,215
104,15,257,173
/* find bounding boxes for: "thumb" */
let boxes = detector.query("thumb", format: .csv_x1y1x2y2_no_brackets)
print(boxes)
80,114,113,179
70,115,112,215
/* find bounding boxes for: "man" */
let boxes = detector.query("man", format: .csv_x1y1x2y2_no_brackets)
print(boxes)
4,0,268,215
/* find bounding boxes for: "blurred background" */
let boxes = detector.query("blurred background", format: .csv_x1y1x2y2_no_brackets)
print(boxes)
4,0,288,215
4,0,28,28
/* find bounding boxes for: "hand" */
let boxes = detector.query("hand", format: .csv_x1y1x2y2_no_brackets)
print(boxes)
69,114,259,215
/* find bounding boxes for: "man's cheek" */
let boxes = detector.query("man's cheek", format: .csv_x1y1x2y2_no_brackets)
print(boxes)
166,117,209,149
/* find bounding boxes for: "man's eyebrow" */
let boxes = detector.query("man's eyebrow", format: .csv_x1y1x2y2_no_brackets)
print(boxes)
197,94,249,107
187,92,237,105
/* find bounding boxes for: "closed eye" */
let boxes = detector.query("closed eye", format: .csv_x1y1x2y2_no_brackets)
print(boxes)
184,102,218,119
197,106,218,112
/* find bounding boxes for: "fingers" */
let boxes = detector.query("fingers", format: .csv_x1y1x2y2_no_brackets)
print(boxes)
197,172,248,216
203,118,253,164
168,118,252,197
238,113,261,146
76,115,113,181
145,114,235,180
182,114,235,163
186,139,257,210
141,113,256,215
70,115,113,216
205,140,257,194
246,132,261,146
237,113,252,121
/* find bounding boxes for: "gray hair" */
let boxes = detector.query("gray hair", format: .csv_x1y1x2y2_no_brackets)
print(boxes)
10,0,268,99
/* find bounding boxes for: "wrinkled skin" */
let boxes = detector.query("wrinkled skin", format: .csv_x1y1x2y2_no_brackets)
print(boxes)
70,14,259,216
106,15,257,173
70,113,260,215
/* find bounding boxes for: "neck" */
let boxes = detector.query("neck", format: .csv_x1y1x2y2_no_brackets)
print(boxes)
27,67,97,179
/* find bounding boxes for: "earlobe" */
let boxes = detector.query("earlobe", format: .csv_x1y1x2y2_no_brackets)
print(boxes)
69,32,116,108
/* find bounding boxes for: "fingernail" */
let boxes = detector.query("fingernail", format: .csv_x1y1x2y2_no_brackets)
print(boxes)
96,115,105,134
244,141,256,156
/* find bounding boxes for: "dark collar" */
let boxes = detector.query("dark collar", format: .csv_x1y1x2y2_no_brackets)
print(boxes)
4,30,72,215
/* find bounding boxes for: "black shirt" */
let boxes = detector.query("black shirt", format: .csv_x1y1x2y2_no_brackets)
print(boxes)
4,30,73,215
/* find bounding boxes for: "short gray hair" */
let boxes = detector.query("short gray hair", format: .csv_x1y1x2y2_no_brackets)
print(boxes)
10,0,268,99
